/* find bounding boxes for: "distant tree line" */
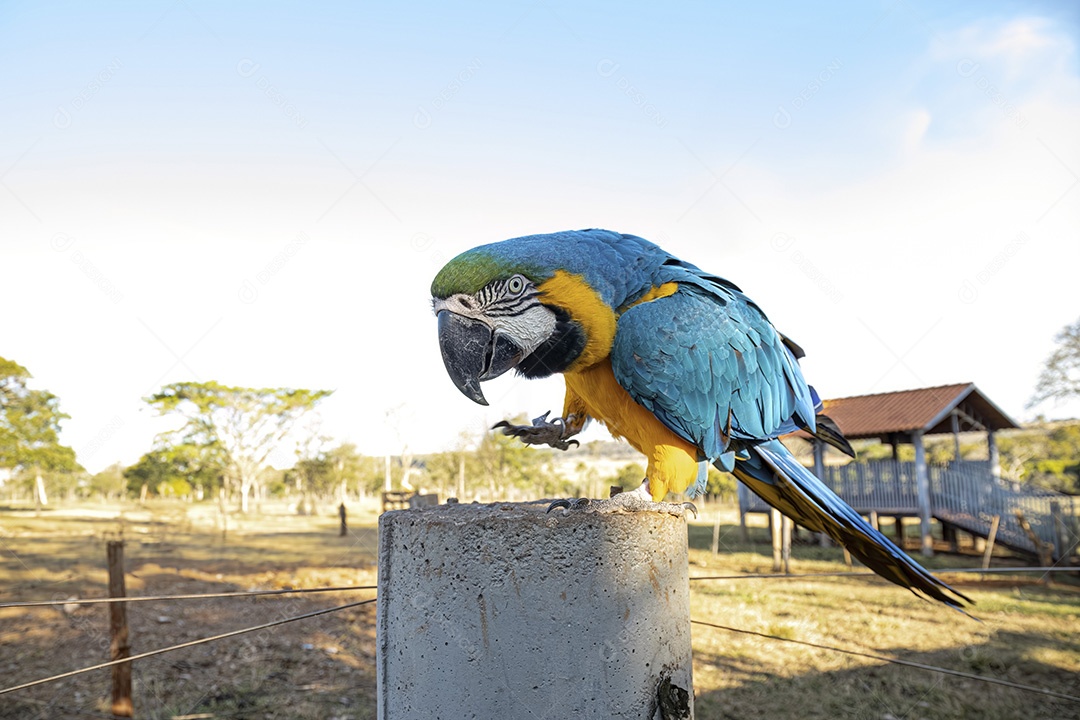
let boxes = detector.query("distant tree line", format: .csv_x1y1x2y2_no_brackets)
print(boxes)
3,321,1080,508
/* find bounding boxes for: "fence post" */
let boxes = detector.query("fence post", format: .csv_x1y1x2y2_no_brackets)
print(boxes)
781,516,792,574
711,503,721,556
377,502,694,719
107,541,132,718
770,508,783,572
982,515,1000,569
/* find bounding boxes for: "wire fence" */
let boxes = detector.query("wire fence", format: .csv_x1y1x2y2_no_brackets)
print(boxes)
0,596,376,696
2,566,1077,707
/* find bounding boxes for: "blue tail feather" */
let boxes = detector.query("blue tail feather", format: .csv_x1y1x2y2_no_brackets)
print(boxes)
732,439,971,611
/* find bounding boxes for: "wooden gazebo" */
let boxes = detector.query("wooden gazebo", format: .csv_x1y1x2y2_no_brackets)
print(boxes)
815,383,1019,556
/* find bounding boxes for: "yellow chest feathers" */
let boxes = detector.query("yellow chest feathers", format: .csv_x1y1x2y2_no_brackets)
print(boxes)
539,271,695,499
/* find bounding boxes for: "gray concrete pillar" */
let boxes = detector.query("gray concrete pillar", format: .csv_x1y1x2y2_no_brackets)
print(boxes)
377,502,693,719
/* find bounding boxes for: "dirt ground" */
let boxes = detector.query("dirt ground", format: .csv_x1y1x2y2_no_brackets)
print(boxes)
1,500,1077,719
0,501,379,719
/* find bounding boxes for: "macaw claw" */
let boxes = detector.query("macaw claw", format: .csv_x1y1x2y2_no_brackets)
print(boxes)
494,411,582,451
681,502,699,519
546,497,591,514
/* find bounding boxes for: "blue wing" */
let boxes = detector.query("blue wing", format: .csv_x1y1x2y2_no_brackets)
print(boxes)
609,278,969,610
610,282,816,461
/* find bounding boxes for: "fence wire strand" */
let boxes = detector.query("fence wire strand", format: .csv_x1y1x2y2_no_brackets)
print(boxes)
4,588,1078,706
0,584,377,609
0,598,375,697
691,618,1080,704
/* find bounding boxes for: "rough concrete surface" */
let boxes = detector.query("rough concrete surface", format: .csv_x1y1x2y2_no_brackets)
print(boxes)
377,501,693,719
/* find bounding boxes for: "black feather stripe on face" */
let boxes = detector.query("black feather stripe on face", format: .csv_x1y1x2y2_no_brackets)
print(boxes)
515,305,586,379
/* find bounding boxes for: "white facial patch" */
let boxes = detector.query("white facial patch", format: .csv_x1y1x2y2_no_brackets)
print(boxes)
492,303,557,358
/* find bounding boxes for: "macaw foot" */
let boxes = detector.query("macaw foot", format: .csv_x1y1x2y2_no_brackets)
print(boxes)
494,411,581,451
546,482,696,518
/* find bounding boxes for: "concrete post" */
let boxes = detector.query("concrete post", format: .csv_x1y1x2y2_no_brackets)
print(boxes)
377,502,693,719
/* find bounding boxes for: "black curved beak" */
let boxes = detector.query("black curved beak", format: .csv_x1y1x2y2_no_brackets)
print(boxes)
436,311,524,406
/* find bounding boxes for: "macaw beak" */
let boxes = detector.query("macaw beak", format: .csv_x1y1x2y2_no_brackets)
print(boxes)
436,310,524,406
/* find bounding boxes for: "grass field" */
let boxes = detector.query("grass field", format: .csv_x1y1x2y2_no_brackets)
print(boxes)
1,500,1077,719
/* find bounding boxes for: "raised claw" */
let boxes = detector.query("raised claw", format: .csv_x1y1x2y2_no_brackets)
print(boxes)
493,412,583,451
681,502,699,519
546,499,572,513
546,497,590,514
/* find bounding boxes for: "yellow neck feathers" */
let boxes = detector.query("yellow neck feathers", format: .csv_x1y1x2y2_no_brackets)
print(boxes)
537,270,617,371
537,272,679,372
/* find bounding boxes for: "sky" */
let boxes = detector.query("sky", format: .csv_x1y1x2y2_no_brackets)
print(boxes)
2,1,1078,474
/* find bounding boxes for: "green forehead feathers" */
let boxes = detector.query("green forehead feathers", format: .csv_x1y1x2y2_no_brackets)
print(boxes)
431,250,542,298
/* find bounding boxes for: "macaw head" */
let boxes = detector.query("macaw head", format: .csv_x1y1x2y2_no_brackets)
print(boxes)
430,238,590,405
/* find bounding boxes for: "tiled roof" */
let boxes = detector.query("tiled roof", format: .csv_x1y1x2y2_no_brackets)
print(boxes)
815,383,1019,440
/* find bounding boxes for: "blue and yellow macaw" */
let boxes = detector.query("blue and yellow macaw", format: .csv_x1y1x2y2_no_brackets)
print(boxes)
431,229,970,610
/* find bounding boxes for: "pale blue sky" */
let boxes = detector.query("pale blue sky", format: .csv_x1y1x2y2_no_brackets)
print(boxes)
2,1,1078,472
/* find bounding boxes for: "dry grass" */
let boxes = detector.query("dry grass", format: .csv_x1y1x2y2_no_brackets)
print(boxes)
0,500,1077,719
687,506,1080,720
0,500,379,719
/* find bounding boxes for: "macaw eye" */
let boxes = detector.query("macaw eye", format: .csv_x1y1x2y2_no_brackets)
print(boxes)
506,275,526,295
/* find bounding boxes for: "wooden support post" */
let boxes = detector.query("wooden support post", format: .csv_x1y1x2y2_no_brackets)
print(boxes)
770,508,783,573
987,430,1000,480
944,524,959,553
781,515,792,575
339,503,347,537
843,547,853,570
982,515,1000,569
813,441,831,548
1050,502,1069,562
711,506,722,556
738,509,748,543
951,411,961,461
1016,511,1054,580
913,431,934,557
869,511,879,532
107,541,132,718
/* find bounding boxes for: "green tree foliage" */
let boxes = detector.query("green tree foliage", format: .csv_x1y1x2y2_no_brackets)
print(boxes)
422,421,566,499
998,421,1080,494
0,356,80,504
705,466,737,501
607,462,645,492
1030,317,1080,409
125,441,225,499
145,381,331,512
89,463,127,500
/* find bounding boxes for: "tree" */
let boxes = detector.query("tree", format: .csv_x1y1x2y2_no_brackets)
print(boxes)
607,463,646,493
89,463,127,500
145,381,331,513
125,440,226,500
325,442,369,499
0,356,79,505
705,467,737,502
1030,317,1080,408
